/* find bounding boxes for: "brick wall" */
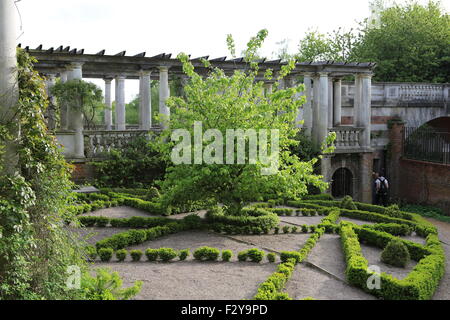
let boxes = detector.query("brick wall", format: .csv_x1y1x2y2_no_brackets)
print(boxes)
398,159,450,215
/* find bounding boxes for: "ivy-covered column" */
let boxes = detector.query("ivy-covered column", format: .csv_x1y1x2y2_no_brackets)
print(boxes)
67,63,85,158
0,0,19,174
45,74,57,130
104,78,113,130
159,66,170,128
312,74,320,146
139,70,152,130
115,76,126,130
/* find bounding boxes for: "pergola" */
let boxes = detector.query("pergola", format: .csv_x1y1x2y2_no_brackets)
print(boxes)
21,44,376,160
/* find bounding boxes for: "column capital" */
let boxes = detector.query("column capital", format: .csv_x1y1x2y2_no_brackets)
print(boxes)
360,72,373,79
318,72,329,77
159,66,170,72
115,75,126,80
104,78,113,84
303,72,314,78
139,69,152,77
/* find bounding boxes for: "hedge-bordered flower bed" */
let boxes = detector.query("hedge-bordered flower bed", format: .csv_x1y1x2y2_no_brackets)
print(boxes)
339,221,445,300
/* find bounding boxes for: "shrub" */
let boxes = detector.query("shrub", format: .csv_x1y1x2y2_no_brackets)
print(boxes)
274,226,280,234
247,248,265,263
158,248,178,262
282,226,290,234
115,249,127,262
267,252,276,263
291,226,298,233
193,246,220,261
301,225,309,233
85,246,97,261
179,249,190,261
381,239,410,268
341,196,357,210
280,251,302,263
237,250,248,262
130,250,143,262
145,248,159,261
385,204,403,218
222,250,233,262
98,248,113,262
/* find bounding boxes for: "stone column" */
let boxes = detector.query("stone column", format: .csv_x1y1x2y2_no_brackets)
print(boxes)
264,82,273,95
159,66,170,128
139,70,152,130
312,75,320,146
0,0,19,174
328,77,334,129
115,76,126,130
302,74,313,136
67,63,85,158
318,72,329,147
388,121,405,200
359,74,372,149
333,78,342,126
59,70,69,130
321,155,332,193
45,74,57,130
104,78,113,130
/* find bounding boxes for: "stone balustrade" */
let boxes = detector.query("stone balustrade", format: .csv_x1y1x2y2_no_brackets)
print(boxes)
329,127,364,151
83,130,151,158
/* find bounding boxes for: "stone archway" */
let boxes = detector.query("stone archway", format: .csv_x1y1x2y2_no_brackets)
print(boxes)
331,167,353,198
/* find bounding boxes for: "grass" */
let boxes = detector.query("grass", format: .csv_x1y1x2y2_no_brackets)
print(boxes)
401,204,450,223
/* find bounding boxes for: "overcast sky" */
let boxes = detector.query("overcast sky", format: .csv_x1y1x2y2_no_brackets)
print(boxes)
15,0,449,102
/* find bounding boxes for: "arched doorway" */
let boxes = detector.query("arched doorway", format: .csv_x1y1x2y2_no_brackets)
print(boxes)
332,168,353,198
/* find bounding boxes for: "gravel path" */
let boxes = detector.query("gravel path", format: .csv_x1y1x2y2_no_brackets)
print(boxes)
279,215,323,226
96,261,276,300
229,233,310,253
285,264,376,300
305,234,346,281
69,227,127,245
81,206,153,218
426,217,450,300
337,217,376,226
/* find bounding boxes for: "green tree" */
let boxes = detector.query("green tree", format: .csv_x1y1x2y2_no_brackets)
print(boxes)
158,30,332,215
354,0,450,82
51,79,104,129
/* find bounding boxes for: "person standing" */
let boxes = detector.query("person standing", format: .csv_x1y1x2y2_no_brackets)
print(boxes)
375,172,389,206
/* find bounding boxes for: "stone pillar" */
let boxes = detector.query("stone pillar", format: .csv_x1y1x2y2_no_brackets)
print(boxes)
45,74,57,130
159,66,170,128
321,155,332,193
312,75,320,145
317,72,329,147
115,76,126,130
104,78,113,130
333,78,342,126
0,0,19,174
359,74,372,149
139,70,152,130
264,82,273,95
67,63,85,158
303,74,313,136
360,152,373,203
59,70,69,130
328,77,334,129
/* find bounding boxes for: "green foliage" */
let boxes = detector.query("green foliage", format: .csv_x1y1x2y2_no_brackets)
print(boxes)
237,251,248,262
243,248,265,263
341,196,358,210
354,1,450,82
145,249,159,261
158,248,178,262
179,249,190,261
0,49,85,300
115,249,128,262
401,204,450,223
85,246,98,261
282,226,290,234
267,253,276,263
80,268,142,300
193,247,220,261
91,137,167,188
205,207,279,232
365,223,412,236
130,250,143,262
51,79,104,130
253,259,296,300
221,250,233,262
158,30,329,216
381,239,410,268
98,248,114,262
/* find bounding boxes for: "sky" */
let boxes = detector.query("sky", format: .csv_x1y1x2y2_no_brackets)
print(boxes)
14,0,450,102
